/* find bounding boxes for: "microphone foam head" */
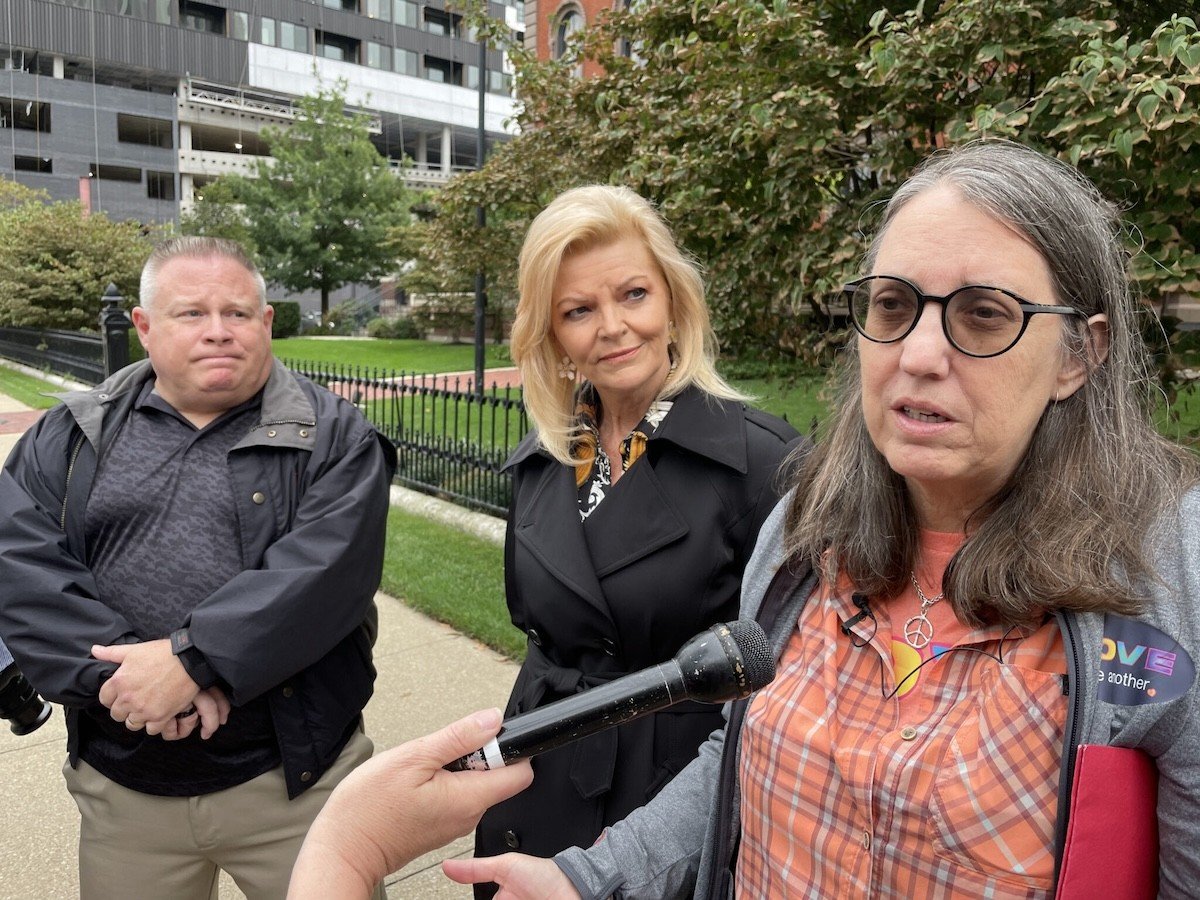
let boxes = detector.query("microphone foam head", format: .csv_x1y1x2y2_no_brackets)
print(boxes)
726,620,775,692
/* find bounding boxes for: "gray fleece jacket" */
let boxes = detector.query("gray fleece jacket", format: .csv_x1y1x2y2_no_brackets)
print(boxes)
556,490,1200,899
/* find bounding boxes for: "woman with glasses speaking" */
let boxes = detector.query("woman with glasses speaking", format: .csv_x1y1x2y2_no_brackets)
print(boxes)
445,140,1200,898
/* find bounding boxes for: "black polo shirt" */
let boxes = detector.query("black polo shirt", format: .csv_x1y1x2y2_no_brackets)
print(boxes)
77,381,281,796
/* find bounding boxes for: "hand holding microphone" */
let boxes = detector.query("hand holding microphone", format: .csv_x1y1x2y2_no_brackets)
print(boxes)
445,619,775,772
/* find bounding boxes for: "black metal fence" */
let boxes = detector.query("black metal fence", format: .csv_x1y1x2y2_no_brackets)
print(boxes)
0,327,106,385
0,327,527,517
281,360,527,517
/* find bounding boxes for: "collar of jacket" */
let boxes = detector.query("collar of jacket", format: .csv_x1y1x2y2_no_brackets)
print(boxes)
54,357,317,452
503,383,751,474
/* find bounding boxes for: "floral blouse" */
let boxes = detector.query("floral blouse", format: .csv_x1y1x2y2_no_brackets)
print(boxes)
569,383,674,521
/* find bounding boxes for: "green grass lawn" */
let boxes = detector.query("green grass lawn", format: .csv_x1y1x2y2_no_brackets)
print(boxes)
274,337,513,374
0,364,63,409
380,506,520,658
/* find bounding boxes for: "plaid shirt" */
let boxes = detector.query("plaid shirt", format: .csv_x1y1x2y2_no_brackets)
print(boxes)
737,535,1067,898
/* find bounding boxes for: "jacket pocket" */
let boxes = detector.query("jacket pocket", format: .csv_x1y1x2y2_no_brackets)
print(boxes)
929,663,1065,888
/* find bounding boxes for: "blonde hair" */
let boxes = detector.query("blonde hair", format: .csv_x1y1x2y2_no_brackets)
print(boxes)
513,184,744,464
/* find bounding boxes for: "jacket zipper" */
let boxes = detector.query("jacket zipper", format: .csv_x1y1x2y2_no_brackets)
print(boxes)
58,433,86,533
1051,610,1084,889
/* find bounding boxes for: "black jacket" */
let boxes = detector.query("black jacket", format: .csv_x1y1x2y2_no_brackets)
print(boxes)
475,385,803,865
0,359,396,798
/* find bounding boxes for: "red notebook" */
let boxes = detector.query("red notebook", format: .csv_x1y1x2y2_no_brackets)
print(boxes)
1055,744,1158,900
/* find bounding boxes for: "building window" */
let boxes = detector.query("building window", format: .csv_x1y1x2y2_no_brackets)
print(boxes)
147,171,176,200
279,22,308,52
394,48,418,76
364,0,389,21
230,11,249,40
117,113,174,148
323,0,357,9
316,31,359,63
90,163,142,182
423,56,464,85
555,8,581,59
393,0,416,28
180,0,225,35
365,42,387,70
488,69,511,94
259,16,276,45
423,7,461,38
0,97,51,133
13,155,52,173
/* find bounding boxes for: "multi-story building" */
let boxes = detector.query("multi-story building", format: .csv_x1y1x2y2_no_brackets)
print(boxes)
1,0,523,225
527,0,628,78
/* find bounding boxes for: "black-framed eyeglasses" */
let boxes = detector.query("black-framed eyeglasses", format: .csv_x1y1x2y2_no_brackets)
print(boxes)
844,275,1084,359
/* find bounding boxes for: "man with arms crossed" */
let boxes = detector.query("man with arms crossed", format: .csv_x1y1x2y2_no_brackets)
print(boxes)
0,237,395,898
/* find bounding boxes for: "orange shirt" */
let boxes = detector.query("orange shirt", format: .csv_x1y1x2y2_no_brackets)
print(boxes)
736,532,1066,898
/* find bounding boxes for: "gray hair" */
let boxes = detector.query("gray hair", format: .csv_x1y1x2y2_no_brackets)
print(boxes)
785,140,1198,624
139,236,266,311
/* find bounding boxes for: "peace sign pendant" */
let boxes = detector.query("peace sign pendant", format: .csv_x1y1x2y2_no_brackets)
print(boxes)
904,613,933,649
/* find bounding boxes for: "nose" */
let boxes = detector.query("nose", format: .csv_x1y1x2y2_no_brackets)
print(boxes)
897,302,951,377
201,312,233,342
596,301,625,338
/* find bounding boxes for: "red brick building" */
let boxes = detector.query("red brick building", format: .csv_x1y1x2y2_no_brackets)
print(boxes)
527,1,630,78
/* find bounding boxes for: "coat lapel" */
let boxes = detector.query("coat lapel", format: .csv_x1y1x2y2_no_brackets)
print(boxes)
578,454,689,578
509,456,610,616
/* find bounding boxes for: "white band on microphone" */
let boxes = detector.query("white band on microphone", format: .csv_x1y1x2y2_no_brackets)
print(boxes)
481,737,505,770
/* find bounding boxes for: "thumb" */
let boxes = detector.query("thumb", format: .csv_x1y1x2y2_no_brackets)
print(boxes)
414,708,503,768
91,644,129,663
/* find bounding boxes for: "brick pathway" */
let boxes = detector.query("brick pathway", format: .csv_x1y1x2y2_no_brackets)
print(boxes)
0,409,44,434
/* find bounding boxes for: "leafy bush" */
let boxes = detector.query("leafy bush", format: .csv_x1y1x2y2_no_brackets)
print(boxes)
271,301,301,339
367,316,424,339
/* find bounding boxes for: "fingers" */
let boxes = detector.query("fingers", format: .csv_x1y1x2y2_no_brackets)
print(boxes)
475,759,534,808
441,857,496,886
193,691,224,740
90,643,130,664
412,708,504,769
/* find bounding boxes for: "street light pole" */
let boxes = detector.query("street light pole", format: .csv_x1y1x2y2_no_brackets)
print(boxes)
473,22,488,397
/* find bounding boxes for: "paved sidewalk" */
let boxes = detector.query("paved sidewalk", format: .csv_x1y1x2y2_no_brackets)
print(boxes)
0,391,520,899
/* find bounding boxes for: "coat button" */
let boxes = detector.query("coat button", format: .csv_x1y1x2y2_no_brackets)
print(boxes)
267,429,277,437
900,726,918,741
252,491,266,504
282,686,294,698
300,771,313,783
299,429,309,437
862,830,871,849
600,638,617,656
527,628,543,647
503,830,520,849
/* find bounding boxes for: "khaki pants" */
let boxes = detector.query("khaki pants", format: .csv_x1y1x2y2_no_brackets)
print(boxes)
64,729,384,900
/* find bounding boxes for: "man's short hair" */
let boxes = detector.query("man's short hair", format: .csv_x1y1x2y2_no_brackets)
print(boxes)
139,237,267,311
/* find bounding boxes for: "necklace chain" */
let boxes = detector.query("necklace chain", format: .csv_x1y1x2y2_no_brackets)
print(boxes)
904,572,945,649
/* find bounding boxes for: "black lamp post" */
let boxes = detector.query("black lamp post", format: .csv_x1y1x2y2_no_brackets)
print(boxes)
99,282,132,378
473,15,489,397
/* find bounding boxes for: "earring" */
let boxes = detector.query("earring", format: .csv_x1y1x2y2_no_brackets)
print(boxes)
558,355,577,381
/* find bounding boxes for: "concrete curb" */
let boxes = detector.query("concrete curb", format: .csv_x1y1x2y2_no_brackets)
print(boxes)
388,484,505,546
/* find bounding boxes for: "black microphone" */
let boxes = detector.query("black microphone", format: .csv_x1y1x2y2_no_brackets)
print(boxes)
445,620,775,772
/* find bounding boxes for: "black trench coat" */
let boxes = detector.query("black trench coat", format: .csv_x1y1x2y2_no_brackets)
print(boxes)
474,385,802,880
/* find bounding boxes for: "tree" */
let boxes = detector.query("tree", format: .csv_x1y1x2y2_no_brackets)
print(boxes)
0,180,154,329
415,1,1199,369
185,83,412,317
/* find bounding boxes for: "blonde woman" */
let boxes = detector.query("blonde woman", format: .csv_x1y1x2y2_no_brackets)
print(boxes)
472,185,800,893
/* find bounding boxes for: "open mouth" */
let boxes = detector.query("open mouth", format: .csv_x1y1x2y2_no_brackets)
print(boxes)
902,406,948,424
